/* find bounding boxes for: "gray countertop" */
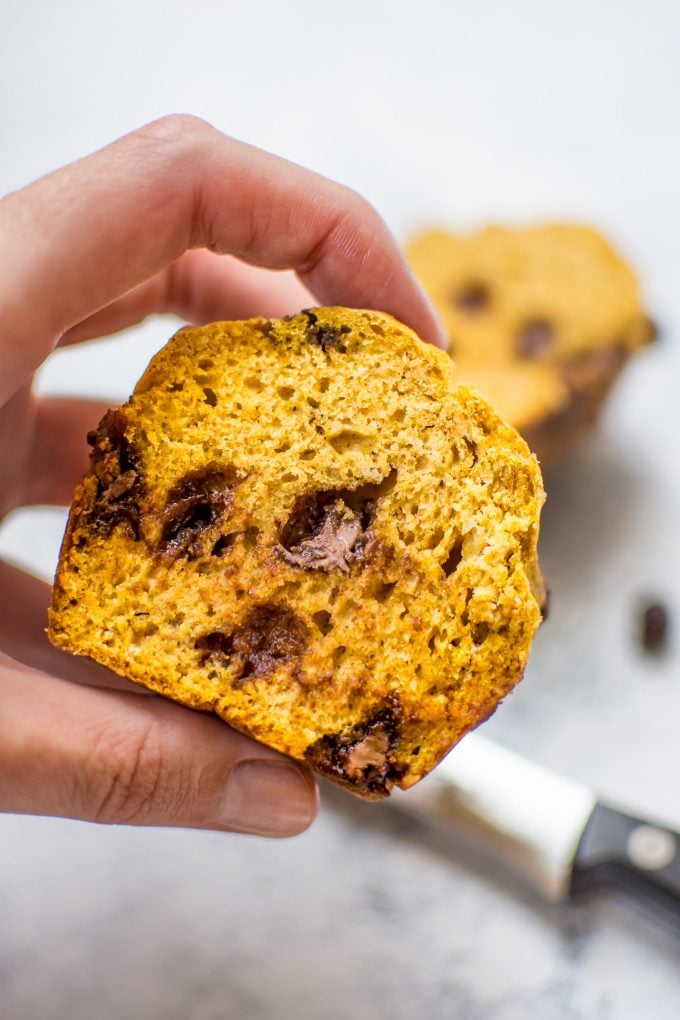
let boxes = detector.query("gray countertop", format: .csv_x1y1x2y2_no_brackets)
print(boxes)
2,2,680,1016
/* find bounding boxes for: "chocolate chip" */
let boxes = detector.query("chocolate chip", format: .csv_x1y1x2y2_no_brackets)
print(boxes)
454,282,490,314
304,309,350,352
516,318,556,359
86,409,143,538
195,604,308,680
639,601,670,655
280,501,363,573
279,471,397,573
159,464,239,557
304,697,405,797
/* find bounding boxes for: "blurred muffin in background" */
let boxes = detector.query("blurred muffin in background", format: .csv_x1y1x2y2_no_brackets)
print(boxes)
406,224,655,467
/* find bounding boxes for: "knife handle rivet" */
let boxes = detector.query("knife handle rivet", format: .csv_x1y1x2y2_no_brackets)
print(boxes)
626,824,677,871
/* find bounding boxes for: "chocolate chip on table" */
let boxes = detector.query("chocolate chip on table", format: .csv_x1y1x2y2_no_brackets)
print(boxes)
639,601,670,655
516,318,556,359
454,282,490,314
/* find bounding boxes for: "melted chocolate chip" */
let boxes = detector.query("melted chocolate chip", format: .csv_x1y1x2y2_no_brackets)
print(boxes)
195,604,308,680
516,318,556,359
304,698,405,797
280,501,363,573
304,309,350,352
279,471,397,573
86,409,143,538
159,465,239,558
454,282,490,314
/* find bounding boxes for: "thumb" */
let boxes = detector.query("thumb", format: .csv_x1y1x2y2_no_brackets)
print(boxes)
0,661,318,837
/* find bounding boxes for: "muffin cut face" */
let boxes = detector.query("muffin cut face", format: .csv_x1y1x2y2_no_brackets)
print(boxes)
49,308,545,799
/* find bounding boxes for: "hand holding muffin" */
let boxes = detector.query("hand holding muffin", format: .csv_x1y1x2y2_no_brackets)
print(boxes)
0,115,443,836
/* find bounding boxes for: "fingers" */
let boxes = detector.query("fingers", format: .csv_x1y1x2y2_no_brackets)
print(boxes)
0,384,33,518
15,396,111,510
0,661,318,836
60,251,314,346
0,559,136,690
0,114,445,402
0,392,107,517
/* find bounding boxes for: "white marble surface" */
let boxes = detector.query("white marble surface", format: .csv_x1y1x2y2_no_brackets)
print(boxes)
1,2,680,1017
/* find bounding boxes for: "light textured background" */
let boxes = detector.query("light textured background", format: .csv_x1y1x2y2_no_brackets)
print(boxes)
1,2,679,1017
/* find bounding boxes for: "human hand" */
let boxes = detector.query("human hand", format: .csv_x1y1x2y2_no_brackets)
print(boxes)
0,115,445,837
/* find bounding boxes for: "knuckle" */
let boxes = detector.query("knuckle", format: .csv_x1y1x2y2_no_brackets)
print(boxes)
133,113,216,152
321,190,385,262
89,720,167,825
333,183,378,224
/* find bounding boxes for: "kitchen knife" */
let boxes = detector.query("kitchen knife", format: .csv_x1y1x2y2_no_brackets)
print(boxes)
389,734,680,930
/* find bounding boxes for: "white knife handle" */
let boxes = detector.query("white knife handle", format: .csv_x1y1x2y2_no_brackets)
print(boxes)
390,734,597,902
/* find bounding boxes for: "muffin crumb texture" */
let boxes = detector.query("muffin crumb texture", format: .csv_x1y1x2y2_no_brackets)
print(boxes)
49,308,544,799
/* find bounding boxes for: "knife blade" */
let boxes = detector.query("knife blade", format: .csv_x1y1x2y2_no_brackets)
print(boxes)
389,734,680,930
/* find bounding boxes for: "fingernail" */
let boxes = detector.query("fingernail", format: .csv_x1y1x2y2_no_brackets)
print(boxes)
213,759,318,837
